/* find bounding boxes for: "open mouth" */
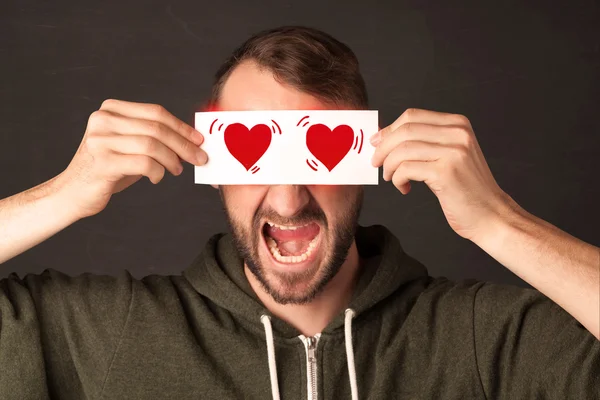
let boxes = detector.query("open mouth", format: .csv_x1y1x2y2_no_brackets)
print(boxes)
261,221,321,264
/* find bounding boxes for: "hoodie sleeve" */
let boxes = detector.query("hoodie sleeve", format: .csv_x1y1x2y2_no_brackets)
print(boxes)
472,282,600,399
0,268,133,400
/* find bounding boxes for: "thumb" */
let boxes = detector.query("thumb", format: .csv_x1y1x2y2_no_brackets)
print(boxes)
370,125,389,146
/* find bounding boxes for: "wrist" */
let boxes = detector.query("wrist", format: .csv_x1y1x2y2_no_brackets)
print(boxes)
472,192,532,253
47,172,88,223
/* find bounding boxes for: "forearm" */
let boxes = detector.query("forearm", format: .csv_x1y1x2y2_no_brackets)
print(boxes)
0,173,81,264
476,194,600,340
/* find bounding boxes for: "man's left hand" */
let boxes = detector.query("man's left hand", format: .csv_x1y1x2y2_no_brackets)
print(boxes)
371,108,514,242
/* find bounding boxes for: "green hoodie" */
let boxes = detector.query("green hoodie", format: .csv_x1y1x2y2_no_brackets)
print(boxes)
0,225,598,399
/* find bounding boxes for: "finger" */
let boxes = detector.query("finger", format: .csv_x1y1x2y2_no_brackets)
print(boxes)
387,108,471,134
372,123,459,167
104,152,166,184
391,160,434,193
92,134,184,176
381,141,446,181
372,108,470,146
100,99,204,146
399,181,412,195
100,113,208,166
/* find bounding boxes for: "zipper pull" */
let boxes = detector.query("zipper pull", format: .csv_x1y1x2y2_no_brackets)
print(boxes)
307,336,316,360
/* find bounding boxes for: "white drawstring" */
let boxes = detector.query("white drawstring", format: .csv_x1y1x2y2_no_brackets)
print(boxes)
261,310,359,400
345,308,359,400
261,315,280,400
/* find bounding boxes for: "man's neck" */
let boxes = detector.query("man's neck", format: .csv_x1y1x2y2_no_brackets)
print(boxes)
245,241,361,337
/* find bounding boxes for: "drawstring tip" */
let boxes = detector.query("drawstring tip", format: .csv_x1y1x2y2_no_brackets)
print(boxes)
345,308,359,400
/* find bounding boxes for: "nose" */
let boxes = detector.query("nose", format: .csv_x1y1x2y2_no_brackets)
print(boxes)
264,185,310,218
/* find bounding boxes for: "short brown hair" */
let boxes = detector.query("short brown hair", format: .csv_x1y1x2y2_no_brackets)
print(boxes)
209,26,368,109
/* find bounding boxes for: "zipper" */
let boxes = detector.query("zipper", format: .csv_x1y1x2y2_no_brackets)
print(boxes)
299,333,321,400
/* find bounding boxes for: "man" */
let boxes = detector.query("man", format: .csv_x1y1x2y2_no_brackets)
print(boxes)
0,26,598,400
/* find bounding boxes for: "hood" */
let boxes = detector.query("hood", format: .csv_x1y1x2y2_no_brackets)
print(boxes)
183,224,429,339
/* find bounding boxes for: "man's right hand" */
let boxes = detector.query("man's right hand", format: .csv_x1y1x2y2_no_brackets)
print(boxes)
56,99,207,219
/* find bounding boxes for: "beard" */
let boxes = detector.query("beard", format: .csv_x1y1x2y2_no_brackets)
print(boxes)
220,187,363,305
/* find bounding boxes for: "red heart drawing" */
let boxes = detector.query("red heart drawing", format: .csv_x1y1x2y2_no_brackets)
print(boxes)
306,124,354,171
224,123,272,171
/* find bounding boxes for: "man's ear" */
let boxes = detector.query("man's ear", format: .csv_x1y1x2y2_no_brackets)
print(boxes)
211,184,219,189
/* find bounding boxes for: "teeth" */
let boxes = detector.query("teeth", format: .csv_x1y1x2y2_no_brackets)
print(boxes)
266,236,319,263
266,221,310,231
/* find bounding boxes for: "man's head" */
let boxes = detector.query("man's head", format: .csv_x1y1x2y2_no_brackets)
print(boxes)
211,26,368,305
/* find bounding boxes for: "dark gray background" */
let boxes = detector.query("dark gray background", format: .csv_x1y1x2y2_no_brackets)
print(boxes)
1,0,598,285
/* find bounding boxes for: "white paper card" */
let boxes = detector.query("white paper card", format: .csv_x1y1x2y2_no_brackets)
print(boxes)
194,110,379,185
